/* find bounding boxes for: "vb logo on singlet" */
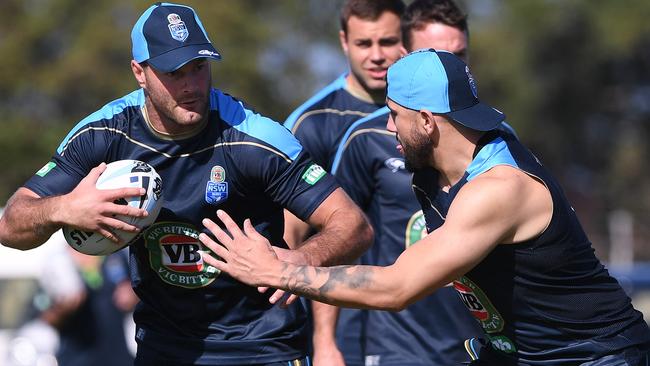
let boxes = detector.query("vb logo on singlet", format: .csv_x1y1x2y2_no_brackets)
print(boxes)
144,222,220,288
405,211,427,248
453,276,504,332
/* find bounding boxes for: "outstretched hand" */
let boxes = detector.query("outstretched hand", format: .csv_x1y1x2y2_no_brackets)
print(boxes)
199,210,284,289
60,163,148,243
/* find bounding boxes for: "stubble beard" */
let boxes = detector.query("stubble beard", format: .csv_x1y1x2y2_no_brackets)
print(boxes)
403,127,433,172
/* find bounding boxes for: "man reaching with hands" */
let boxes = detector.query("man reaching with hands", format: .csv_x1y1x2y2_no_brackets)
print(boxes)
200,50,650,365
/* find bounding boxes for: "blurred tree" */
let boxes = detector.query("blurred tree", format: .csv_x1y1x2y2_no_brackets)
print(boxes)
1,0,649,260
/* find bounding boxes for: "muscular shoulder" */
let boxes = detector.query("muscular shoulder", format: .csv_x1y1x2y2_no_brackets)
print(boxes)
454,165,552,243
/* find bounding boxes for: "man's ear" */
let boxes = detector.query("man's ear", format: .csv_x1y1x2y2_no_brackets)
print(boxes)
420,110,436,137
339,30,349,56
131,60,146,89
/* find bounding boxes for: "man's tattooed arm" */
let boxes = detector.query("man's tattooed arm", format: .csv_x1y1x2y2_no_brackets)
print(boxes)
277,263,379,307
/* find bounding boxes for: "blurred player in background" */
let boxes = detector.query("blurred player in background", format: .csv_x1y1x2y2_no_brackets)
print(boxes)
324,1,483,365
283,1,404,365
0,3,372,365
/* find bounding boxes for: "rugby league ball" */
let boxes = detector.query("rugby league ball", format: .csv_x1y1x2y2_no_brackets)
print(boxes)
63,160,163,256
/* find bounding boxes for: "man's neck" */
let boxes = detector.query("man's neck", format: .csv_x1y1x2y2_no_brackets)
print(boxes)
345,75,385,105
435,132,481,191
142,101,207,140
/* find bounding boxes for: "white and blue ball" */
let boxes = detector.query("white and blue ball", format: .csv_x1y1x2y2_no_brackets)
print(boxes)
63,159,163,256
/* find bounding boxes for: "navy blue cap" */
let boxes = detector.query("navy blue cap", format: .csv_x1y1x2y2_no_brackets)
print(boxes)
131,2,221,72
387,49,505,131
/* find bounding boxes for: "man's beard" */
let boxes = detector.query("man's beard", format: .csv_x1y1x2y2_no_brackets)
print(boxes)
403,128,433,172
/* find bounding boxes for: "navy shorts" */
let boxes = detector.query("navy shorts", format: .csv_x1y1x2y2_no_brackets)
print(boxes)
135,345,311,366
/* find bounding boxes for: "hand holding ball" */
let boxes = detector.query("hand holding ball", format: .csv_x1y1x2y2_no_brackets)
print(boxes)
64,160,163,255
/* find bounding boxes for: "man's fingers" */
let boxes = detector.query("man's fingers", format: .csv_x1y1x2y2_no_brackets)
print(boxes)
198,233,230,261
269,289,287,304
282,294,299,307
243,219,266,241
258,287,269,293
202,218,234,248
200,250,228,273
96,226,120,244
108,201,148,219
268,290,299,308
104,187,147,202
216,210,244,239
82,163,107,184
102,217,141,233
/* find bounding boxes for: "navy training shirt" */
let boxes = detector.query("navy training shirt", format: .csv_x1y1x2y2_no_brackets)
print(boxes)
412,130,650,365
285,74,384,366
332,108,483,366
24,88,339,365
284,73,384,171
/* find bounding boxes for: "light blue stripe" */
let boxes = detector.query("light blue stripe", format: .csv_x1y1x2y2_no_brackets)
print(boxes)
330,106,389,174
466,137,518,181
213,89,302,161
284,73,347,130
131,5,157,62
57,89,145,154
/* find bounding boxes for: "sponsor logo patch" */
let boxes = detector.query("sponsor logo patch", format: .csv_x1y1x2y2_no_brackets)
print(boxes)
144,222,220,288
405,210,427,247
205,181,228,205
167,13,189,42
488,335,517,354
384,157,405,173
453,276,504,333
206,165,228,205
36,161,56,177
210,165,225,183
301,164,326,185
198,49,219,57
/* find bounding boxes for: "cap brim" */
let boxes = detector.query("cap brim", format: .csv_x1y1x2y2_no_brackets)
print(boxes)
447,102,505,132
147,43,221,73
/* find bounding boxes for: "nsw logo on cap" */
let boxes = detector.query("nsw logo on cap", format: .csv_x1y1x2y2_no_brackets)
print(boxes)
167,13,189,42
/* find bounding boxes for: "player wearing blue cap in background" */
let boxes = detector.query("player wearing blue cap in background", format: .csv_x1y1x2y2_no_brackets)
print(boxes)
0,3,373,365
199,49,650,365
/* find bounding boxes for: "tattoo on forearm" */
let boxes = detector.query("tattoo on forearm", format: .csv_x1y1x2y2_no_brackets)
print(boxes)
279,263,374,304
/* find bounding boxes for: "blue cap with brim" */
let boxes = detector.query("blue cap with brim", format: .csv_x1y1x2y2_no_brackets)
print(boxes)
131,3,221,73
387,49,505,131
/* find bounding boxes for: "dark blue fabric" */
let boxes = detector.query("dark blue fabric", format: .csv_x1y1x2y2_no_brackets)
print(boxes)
284,76,382,171
25,87,338,364
334,112,483,365
413,130,650,365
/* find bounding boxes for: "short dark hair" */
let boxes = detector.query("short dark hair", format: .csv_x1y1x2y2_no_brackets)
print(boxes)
340,0,406,35
402,0,469,51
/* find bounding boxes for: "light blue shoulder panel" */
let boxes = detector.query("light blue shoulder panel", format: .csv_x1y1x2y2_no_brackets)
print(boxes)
466,137,519,181
283,73,347,130
56,89,145,154
212,89,302,161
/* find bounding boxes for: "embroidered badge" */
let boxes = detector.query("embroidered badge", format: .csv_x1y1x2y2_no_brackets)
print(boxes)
167,13,189,42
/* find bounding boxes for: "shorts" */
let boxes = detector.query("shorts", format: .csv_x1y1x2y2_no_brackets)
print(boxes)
464,338,650,366
134,344,311,366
